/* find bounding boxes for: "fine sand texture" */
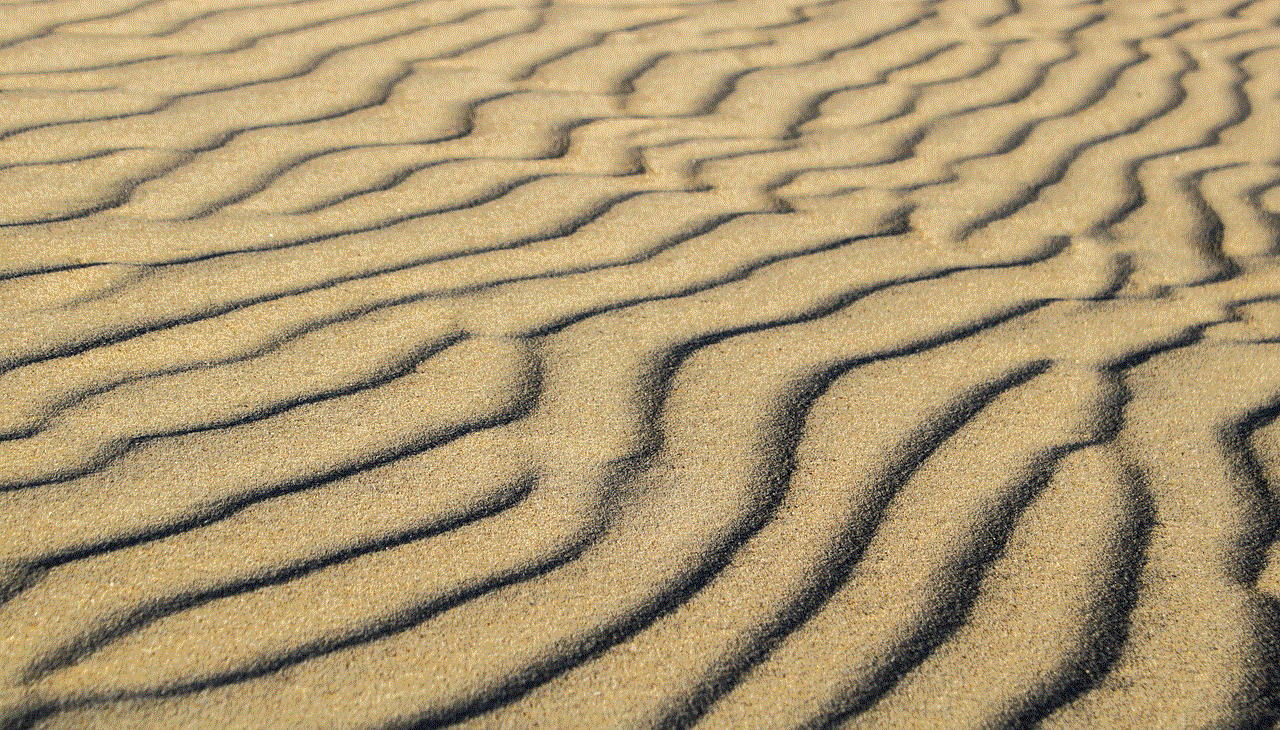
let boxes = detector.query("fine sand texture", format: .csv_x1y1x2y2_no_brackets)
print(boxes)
3,0,1280,727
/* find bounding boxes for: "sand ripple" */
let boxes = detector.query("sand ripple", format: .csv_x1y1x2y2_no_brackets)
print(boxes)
2,0,1280,727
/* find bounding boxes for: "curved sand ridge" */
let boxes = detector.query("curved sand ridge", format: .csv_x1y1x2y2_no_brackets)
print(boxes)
2,0,1280,727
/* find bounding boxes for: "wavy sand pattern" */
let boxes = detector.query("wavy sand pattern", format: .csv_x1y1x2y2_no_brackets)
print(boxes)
2,0,1280,727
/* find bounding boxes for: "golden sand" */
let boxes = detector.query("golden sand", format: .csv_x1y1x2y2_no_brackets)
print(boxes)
2,0,1280,727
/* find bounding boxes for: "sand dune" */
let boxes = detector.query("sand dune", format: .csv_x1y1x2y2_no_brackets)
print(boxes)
2,0,1280,727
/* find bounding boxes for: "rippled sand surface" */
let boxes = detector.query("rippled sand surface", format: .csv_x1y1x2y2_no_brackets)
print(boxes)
2,0,1280,727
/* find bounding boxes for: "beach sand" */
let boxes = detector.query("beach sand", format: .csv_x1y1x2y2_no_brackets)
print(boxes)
1,0,1280,727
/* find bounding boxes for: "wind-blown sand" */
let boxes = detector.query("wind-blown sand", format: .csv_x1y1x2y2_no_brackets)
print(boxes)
1,0,1280,727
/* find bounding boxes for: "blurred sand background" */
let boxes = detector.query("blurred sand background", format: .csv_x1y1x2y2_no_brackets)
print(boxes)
1,0,1280,727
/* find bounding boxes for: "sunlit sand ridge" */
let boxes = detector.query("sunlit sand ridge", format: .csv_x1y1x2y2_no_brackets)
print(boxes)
2,0,1280,727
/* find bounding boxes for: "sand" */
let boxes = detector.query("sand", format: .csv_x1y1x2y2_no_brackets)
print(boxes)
0,0,1279,727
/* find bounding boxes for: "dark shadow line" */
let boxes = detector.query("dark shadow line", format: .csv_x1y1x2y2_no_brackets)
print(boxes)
0,185,647,372
22,472,540,681
778,41,964,141
11,246,1097,724
13,350,543,574
401,322,1062,729
1003,457,1155,729
659,362,1057,730
0,0,163,53
958,44,1196,240
0,4,514,144
1086,44,1271,249
0,333,468,490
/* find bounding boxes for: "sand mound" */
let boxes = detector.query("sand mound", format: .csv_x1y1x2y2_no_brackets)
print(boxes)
2,0,1280,727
